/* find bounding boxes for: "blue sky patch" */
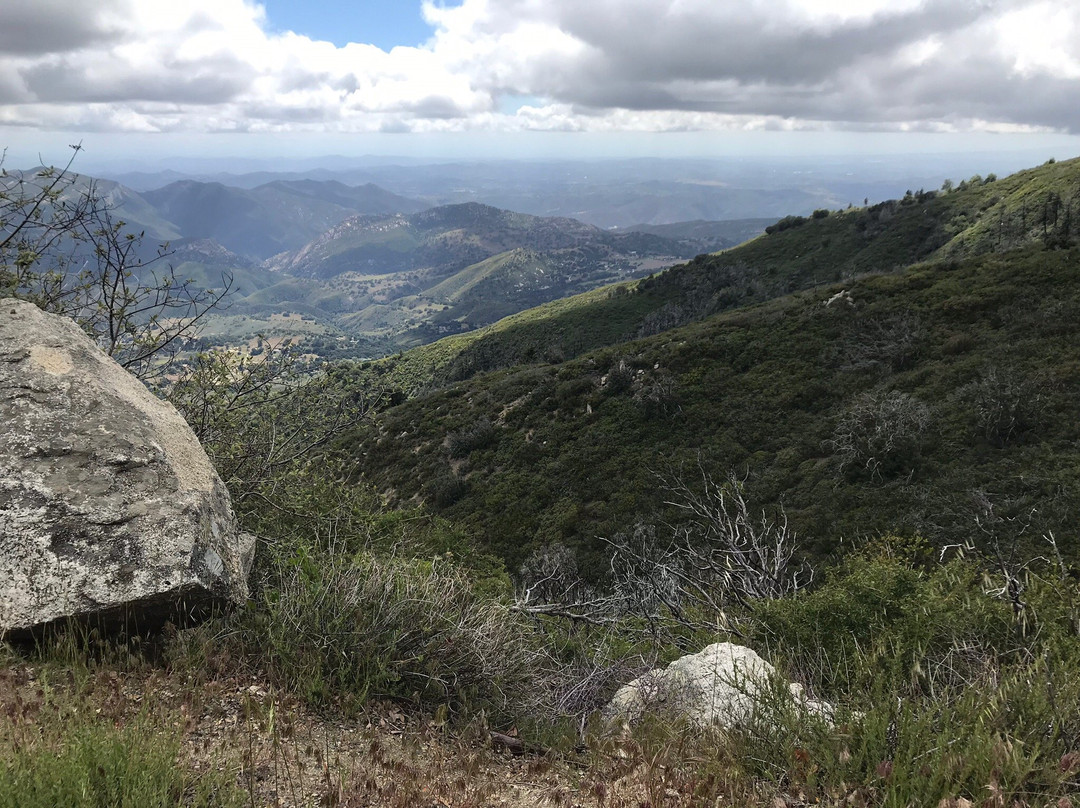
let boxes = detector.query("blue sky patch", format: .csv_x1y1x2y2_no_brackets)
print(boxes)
262,0,435,50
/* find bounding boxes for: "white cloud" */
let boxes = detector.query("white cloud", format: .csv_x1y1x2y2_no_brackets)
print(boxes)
997,2,1080,79
0,0,1078,137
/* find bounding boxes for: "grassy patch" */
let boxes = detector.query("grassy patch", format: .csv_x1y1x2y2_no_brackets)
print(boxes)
0,661,243,808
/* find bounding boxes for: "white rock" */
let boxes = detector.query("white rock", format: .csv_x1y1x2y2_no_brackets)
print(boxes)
606,642,833,730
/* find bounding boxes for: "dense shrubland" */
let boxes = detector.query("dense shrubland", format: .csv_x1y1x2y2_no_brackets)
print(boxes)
158,359,1080,803
5,154,1080,805
353,246,1080,575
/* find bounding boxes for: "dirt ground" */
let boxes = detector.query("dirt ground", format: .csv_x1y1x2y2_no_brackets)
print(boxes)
0,661,596,807
1,656,816,807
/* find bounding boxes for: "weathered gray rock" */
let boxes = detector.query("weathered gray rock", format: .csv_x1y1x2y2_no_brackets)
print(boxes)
0,298,254,637
605,642,833,731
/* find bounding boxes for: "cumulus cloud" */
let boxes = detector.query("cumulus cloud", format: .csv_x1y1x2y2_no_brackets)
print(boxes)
0,0,1078,136
0,0,132,56
425,0,1080,131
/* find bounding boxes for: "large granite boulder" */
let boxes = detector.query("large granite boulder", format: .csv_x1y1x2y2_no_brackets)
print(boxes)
0,298,254,638
605,642,833,731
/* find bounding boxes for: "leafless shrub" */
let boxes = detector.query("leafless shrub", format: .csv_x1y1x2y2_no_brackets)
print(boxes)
169,347,379,503
604,469,813,638
515,466,813,643
544,643,654,740
953,364,1048,447
446,416,496,458
834,313,923,373
972,490,1040,623
515,542,624,626
603,357,635,394
635,301,688,338
519,543,594,609
827,388,931,480
513,469,814,715
603,522,690,641
634,369,680,417
1,146,230,379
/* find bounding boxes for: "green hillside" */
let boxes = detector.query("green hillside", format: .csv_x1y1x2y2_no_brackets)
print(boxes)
269,202,690,281
346,158,1080,573
425,248,552,302
391,245,676,342
352,245,1080,572
380,157,1080,390
213,202,693,350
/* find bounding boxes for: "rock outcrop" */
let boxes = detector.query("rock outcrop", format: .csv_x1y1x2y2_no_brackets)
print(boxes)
0,298,254,638
605,642,833,731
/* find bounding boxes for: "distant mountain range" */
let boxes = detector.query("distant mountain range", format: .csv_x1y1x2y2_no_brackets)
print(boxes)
104,154,1047,231
8,169,428,259
244,202,703,347
116,165,837,231
15,167,773,353
141,179,427,259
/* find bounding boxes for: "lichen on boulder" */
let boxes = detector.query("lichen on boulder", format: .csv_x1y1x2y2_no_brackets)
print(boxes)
0,298,254,638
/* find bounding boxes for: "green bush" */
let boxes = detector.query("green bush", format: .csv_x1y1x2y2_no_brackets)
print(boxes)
765,215,810,235
239,542,543,717
424,472,469,507
446,416,497,458
752,554,1014,696
737,553,1080,805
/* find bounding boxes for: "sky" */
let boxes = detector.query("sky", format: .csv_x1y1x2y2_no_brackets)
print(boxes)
1,0,1079,169
262,1,433,51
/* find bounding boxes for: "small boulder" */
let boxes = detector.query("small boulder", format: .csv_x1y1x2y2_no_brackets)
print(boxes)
605,642,832,731
0,298,254,638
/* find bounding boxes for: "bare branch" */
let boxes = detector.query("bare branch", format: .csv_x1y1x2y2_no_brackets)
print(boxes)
1,146,229,378
826,388,930,481
514,466,816,643
168,346,382,504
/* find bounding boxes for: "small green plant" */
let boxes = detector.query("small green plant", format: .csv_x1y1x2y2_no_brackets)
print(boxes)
0,680,242,808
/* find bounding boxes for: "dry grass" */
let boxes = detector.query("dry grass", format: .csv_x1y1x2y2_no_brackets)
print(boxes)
7,645,1076,808
0,657,577,808
0,647,809,808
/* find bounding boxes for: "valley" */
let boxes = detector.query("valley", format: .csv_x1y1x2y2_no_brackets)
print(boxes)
37,168,783,356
